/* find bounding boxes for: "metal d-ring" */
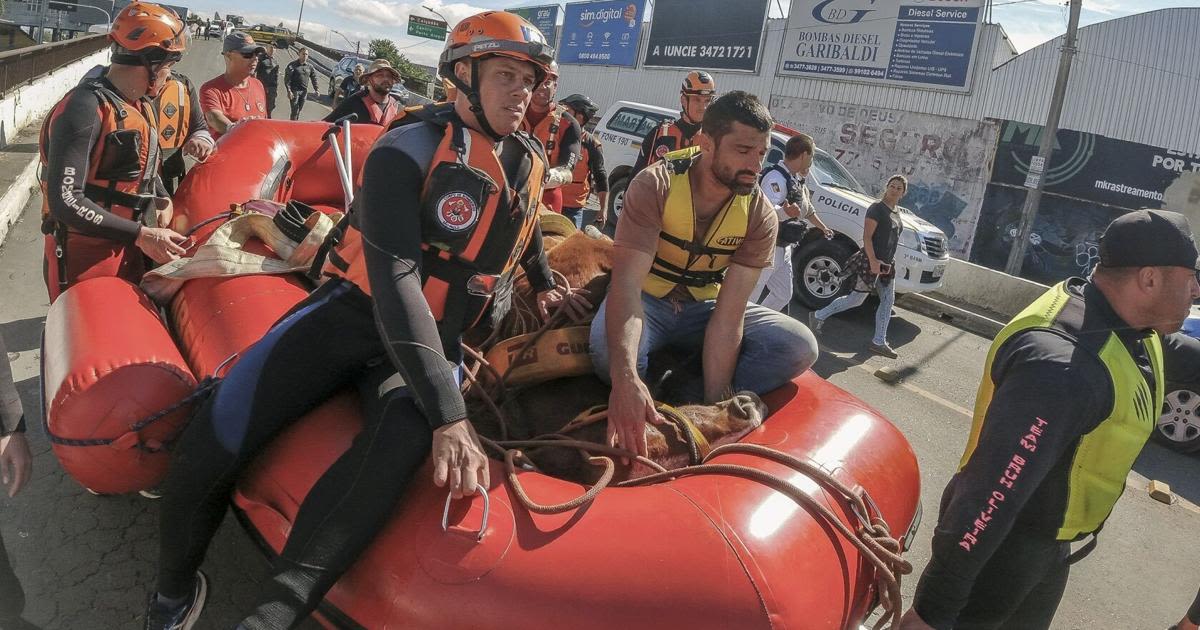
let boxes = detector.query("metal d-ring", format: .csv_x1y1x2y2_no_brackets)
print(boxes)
441,484,490,542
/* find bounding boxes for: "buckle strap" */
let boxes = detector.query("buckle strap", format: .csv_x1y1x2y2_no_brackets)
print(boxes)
83,184,154,215
650,256,725,288
658,230,736,257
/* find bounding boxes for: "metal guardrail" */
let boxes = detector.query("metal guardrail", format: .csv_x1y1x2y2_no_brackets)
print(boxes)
0,34,108,98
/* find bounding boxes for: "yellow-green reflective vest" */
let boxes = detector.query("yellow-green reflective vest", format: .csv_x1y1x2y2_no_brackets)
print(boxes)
642,146,751,301
961,281,1163,540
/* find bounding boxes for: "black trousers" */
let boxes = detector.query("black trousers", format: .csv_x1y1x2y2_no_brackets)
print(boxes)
264,86,277,119
0,529,24,622
953,531,1071,630
288,88,307,121
156,280,436,629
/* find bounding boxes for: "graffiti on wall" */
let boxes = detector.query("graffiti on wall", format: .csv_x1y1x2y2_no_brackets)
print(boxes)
768,94,998,257
974,120,1199,283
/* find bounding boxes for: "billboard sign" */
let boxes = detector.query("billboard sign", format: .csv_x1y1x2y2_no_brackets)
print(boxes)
560,0,646,67
778,0,985,92
642,0,769,72
508,4,561,51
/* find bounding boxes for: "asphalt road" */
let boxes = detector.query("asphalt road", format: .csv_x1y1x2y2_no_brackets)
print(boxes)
0,38,1197,629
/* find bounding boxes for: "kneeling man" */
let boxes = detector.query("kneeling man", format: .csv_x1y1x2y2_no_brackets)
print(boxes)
589,90,818,457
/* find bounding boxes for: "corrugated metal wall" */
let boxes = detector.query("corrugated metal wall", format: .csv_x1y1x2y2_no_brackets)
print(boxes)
983,8,1200,152
556,9,1200,153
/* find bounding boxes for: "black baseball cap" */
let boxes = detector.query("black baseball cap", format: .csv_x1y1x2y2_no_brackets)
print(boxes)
223,31,265,55
1098,209,1200,270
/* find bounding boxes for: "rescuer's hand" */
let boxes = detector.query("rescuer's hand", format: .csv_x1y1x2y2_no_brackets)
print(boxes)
0,432,32,498
183,135,215,162
781,201,802,219
537,286,593,323
432,419,490,500
135,226,188,263
607,377,664,462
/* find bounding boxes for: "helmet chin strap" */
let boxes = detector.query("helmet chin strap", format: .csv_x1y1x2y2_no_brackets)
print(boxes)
452,58,505,143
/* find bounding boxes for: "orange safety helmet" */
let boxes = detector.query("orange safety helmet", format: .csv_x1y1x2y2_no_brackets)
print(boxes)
439,10,555,138
439,11,554,81
109,2,186,56
545,60,559,81
681,70,716,96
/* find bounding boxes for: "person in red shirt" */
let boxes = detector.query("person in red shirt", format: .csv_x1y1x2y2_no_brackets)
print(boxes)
199,31,267,140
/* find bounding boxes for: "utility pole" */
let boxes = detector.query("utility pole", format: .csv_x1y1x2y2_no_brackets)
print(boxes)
1004,0,1082,276
294,0,304,40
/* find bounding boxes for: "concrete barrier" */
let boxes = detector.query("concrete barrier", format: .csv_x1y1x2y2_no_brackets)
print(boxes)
0,47,111,248
933,257,1048,320
0,47,111,149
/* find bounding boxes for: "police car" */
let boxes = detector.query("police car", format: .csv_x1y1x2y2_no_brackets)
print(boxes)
593,100,950,308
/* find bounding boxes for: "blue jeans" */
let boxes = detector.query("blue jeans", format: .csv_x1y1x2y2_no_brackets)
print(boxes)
562,206,598,230
589,291,818,400
814,278,896,346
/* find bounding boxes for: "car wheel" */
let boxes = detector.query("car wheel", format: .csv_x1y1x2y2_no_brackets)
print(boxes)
792,238,856,310
605,176,628,235
1154,385,1200,453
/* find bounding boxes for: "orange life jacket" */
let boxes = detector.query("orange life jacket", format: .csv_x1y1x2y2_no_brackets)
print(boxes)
154,73,192,151
646,118,703,165
522,103,567,166
361,92,402,127
39,78,161,233
562,131,599,208
322,104,547,338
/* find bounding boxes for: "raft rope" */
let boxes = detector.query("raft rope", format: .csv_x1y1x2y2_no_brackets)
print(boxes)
461,276,912,629
43,353,237,452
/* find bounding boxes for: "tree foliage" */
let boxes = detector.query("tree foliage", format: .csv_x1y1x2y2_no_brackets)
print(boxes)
367,38,432,85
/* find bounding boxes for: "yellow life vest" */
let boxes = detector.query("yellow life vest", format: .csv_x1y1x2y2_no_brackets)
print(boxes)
961,280,1163,540
642,146,751,301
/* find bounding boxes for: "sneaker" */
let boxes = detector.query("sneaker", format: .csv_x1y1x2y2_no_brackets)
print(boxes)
869,343,899,359
144,570,208,630
807,312,824,334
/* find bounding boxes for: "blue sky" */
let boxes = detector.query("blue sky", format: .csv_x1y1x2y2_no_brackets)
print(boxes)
185,0,1200,67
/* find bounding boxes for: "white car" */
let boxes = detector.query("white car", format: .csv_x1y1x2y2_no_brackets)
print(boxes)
593,100,950,308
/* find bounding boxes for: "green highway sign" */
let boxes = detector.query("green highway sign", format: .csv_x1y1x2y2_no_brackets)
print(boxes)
408,15,448,41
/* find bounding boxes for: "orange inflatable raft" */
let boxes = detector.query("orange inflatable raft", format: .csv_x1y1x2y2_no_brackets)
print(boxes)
42,120,922,629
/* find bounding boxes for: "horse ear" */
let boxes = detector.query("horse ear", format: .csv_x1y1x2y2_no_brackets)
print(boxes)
729,393,766,423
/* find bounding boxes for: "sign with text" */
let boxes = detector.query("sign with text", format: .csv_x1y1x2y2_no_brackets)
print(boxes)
770,94,998,256
642,0,769,72
508,4,561,51
560,0,646,67
408,15,448,41
779,0,985,92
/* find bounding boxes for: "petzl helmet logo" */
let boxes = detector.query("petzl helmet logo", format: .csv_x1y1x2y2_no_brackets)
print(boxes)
436,192,479,232
812,0,876,25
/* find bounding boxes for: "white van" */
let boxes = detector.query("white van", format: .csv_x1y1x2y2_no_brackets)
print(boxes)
593,100,950,308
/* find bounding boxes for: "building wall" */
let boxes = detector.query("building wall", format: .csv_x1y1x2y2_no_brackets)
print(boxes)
770,95,999,258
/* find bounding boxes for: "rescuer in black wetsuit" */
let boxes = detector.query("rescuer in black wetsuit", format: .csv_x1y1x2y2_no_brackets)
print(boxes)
898,210,1200,630
144,11,588,630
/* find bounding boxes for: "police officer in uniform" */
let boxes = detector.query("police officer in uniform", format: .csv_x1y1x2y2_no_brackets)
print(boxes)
899,209,1200,630
255,44,280,118
38,1,189,302
630,70,716,179
752,133,833,312
144,11,586,629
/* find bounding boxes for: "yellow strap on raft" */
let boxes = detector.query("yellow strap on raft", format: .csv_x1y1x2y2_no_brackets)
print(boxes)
482,326,593,388
558,402,713,461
